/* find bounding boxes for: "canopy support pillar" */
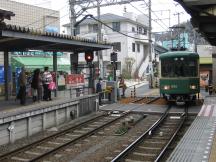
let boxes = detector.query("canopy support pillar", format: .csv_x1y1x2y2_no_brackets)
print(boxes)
4,50,9,101
70,52,78,74
53,52,58,97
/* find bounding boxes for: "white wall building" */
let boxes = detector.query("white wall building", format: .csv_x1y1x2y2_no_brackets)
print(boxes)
63,12,151,78
0,0,60,65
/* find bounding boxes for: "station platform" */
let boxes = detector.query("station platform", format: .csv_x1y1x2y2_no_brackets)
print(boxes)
167,95,216,162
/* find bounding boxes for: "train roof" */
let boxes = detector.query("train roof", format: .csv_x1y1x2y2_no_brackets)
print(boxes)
159,51,199,59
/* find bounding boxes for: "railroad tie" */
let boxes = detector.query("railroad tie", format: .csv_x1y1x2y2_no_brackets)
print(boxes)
133,152,156,157
54,154,63,158
73,130,87,133
82,127,94,130
37,146,53,150
105,156,113,160
25,151,41,156
138,146,161,150
65,133,79,137
125,159,151,162
47,141,63,145
57,137,71,141
11,156,30,162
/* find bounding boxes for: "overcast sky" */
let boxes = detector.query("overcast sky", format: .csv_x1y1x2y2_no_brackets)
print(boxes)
12,0,190,32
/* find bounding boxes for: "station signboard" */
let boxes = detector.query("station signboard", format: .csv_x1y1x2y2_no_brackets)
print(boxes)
66,74,84,88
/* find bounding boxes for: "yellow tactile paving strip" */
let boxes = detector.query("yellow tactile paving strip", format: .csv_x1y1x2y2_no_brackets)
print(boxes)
209,134,216,162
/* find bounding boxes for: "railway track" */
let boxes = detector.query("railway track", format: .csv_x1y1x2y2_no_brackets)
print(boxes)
0,112,134,162
132,96,161,104
111,105,187,162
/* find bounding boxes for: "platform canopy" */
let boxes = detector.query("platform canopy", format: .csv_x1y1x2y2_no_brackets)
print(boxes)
0,24,112,52
175,0,216,46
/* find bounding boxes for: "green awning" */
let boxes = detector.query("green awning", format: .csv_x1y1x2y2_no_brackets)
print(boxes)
200,57,212,64
11,57,71,72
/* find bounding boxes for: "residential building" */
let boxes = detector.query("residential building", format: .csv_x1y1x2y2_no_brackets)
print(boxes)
63,12,151,78
0,0,60,65
0,0,60,96
0,0,60,31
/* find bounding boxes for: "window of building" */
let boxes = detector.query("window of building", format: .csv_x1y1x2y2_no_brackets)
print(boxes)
75,26,80,35
112,22,120,32
88,24,98,33
132,27,135,32
137,26,142,34
144,28,147,35
132,43,135,52
113,42,121,52
137,44,140,52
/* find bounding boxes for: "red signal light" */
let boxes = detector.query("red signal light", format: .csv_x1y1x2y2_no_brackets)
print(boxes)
85,51,94,63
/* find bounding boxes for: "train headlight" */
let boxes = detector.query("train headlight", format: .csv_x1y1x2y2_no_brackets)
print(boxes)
163,85,170,90
190,85,196,90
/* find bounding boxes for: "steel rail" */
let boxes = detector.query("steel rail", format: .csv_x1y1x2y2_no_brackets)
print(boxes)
111,105,172,162
29,111,131,162
132,96,160,104
0,114,106,161
146,96,161,104
155,113,186,162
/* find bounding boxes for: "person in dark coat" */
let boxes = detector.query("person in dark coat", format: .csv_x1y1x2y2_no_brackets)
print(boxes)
96,78,102,105
18,67,27,105
31,69,42,102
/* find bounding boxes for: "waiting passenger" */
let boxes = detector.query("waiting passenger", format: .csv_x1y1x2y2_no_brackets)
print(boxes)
96,78,103,105
42,67,52,101
31,69,42,102
18,67,27,105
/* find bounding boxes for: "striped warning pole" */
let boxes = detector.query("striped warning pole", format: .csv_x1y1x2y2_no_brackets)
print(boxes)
134,86,136,98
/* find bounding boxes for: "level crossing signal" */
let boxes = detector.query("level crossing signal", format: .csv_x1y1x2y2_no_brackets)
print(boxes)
85,51,94,63
111,52,117,62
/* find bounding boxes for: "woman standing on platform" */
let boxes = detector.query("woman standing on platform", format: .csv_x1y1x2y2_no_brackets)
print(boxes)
31,69,42,102
42,67,52,101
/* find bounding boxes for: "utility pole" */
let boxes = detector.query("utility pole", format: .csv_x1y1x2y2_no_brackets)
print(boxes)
69,0,76,36
97,0,104,79
193,29,197,52
148,0,153,88
174,12,183,50
153,9,171,28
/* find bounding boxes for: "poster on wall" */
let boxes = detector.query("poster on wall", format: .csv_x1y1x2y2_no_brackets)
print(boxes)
66,74,84,88
200,71,209,87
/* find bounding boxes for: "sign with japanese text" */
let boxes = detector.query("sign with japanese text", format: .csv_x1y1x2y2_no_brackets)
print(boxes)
66,74,84,87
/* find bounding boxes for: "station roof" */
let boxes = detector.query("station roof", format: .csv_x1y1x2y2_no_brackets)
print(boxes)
0,8,15,20
0,24,112,52
175,0,216,46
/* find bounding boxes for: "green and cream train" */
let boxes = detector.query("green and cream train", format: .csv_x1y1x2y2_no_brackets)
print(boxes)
159,51,200,103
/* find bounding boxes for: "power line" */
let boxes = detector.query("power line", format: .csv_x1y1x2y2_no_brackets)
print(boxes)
142,0,169,30
129,3,167,31
83,13,149,41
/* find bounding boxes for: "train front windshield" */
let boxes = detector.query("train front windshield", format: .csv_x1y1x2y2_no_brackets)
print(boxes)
161,57,198,77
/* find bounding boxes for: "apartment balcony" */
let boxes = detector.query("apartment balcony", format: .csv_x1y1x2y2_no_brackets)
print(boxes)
133,33,149,43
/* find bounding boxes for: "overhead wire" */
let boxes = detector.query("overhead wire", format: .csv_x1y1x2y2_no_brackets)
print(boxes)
129,3,168,31
142,0,169,30
87,14,149,40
